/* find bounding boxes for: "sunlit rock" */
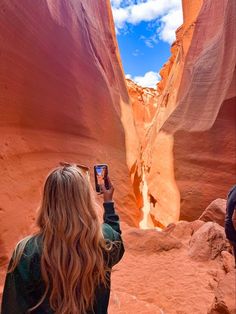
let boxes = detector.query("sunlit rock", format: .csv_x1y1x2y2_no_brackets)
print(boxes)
127,0,236,225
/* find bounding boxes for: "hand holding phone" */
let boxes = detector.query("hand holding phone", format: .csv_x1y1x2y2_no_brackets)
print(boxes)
94,164,114,201
100,176,114,202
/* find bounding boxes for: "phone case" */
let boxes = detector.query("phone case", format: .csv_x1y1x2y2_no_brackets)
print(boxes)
94,164,109,193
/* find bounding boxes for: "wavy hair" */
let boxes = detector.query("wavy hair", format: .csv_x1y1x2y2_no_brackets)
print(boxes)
9,164,110,314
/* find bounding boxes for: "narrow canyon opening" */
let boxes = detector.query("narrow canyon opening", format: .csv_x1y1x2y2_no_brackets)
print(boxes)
118,0,236,230
0,0,236,313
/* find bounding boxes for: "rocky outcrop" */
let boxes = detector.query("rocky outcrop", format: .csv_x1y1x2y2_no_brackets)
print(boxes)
163,219,205,243
199,199,227,227
126,79,159,143
0,0,140,286
208,270,236,314
128,0,236,226
125,227,182,254
200,198,236,230
221,251,235,273
189,222,230,261
110,221,235,313
1,1,236,312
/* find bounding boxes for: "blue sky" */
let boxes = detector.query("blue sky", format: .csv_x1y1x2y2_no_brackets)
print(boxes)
111,0,183,88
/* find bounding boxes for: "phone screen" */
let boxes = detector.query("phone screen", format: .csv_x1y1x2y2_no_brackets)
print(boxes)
94,164,109,193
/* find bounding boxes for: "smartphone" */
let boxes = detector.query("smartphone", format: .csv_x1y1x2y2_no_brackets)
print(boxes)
94,164,109,193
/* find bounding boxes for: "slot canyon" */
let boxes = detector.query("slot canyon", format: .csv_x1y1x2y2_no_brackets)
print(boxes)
0,0,235,313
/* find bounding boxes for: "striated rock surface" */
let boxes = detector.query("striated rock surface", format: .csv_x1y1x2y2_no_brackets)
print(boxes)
126,79,159,143
128,0,236,227
1,0,236,312
0,0,140,286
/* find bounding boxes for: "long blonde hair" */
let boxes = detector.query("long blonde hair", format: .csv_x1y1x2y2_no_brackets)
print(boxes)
9,164,109,314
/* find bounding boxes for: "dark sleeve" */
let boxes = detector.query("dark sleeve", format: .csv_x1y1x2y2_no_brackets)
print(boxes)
1,238,43,314
1,259,30,314
225,185,236,243
103,202,122,235
102,202,125,267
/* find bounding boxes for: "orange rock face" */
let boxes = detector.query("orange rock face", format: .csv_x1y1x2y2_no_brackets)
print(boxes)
1,0,236,312
125,79,159,143
0,0,140,284
127,0,236,227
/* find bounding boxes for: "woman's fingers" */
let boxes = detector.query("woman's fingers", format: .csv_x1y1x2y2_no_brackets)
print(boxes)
106,176,114,190
100,182,106,192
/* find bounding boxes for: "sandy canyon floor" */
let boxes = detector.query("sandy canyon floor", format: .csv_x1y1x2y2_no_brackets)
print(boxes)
109,222,236,314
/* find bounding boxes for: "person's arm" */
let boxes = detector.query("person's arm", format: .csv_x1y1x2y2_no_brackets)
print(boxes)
1,253,31,314
225,185,236,243
1,270,24,314
1,237,43,314
103,201,122,235
100,178,125,267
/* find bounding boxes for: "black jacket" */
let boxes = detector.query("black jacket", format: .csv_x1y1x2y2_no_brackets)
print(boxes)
1,202,124,314
225,185,236,244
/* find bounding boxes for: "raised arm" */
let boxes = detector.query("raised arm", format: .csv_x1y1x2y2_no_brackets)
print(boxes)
100,177,125,267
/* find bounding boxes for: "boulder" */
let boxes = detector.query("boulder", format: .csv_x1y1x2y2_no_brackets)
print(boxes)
221,251,235,273
163,220,205,242
208,270,236,314
124,228,182,254
189,222,230,261
199,199,227,227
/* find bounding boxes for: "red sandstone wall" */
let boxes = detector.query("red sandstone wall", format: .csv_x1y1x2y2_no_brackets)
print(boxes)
0,0,140,282
161,0,236,220
127,0,236,227
125,79,159,143
1,0,235,275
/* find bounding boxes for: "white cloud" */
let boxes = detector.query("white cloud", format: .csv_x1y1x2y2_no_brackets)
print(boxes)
125,74,132,79
111,0,183,45
126,71,161,88
112,7,129,29
158,9,183,44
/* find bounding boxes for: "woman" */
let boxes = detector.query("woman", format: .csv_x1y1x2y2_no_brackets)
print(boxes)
1,163,124,313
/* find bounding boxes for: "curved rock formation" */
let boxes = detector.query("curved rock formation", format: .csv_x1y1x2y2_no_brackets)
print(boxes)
128,0,236,226
163,0,236,221
0,1,236,311
0,0,140,284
